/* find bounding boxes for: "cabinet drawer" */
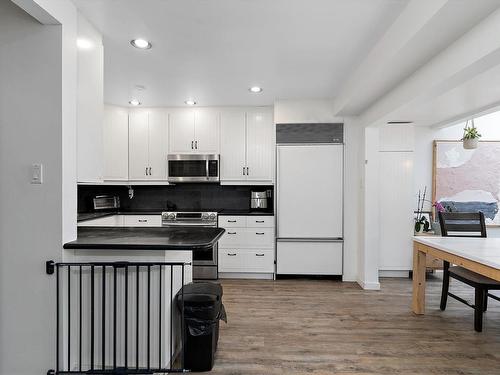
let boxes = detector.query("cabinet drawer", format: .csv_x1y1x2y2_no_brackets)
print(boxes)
218,250,245,272
78,215,123,227
246,228,274,248
246,216,274,228
218,216,245,228
218,229,246,248
245,250,274,273
123,215,162,227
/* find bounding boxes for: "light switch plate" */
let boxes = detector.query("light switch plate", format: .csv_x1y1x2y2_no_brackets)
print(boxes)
31,163,43,184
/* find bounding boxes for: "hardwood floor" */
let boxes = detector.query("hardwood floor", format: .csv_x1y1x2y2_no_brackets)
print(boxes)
208,275,500,374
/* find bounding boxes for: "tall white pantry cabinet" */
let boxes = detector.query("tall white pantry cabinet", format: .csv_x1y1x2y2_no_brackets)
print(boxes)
80,106,275,185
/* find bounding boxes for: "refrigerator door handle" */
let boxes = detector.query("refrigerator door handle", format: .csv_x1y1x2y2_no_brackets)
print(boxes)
276,238,343,242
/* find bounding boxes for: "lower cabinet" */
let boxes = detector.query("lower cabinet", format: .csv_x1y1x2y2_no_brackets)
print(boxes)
218,215,275,275
78,215,162,227
219,249,274,273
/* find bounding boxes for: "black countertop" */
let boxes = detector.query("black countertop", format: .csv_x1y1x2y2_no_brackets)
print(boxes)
64,227,225,251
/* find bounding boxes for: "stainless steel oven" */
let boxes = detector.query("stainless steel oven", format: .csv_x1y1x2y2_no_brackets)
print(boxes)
167,154,219,183
161,211,218,280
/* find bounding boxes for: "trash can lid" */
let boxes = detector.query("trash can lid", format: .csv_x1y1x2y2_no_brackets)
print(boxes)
184,282,223,298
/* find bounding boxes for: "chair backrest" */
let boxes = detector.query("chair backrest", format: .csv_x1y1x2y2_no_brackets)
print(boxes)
438,211,487,238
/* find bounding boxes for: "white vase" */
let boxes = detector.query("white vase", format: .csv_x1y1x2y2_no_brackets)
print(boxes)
463,138,478,149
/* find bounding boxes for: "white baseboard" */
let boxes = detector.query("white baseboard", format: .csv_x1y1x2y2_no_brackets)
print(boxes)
379,270,410,278
218,272,274,280
356,278,381,290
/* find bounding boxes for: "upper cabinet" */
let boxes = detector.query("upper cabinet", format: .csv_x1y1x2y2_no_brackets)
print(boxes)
220,107,274,184
220,110,247,180
129,109,168,180
246,109,274,181
77,14,104,183
103,105,129,180
169,108,220,153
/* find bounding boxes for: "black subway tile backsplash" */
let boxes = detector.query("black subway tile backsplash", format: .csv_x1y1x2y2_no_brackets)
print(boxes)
78,184,273,214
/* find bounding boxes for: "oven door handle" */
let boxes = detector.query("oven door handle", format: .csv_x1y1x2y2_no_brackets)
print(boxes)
162,222,216,227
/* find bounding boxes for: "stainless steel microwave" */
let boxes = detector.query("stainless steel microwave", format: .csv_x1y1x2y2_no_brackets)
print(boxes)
167,154,220,183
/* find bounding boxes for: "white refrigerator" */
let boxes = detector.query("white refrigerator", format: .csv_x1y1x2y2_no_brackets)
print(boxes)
276,144,343,275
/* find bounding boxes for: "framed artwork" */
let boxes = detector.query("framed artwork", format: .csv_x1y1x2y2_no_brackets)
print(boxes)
433,140,500,225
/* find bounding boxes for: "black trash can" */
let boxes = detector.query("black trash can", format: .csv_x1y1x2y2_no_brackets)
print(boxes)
176,282,226,372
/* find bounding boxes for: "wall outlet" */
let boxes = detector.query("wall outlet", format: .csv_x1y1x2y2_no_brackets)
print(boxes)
31,163,43,184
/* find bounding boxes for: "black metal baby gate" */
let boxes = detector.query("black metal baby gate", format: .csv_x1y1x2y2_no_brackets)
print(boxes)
46,261,190,374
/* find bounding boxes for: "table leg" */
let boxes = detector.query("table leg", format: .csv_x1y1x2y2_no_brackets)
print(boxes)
412,243,426,314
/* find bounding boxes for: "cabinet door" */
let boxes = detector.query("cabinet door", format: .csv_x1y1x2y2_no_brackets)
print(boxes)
220,110,247,181
169,109,195,153
194,108,219,153
148,109,167,180
246,109,274,181
128,110,149,180
103,106,129,180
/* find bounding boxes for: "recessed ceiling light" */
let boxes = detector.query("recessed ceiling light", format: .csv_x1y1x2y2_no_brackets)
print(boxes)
249,86,263,93
129,99,141,106
77,38,93,49
130,39,152,49
184,99,197,106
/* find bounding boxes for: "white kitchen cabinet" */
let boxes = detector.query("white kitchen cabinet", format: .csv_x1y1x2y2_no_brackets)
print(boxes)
378,151,414,271
103,105,129,180
169,110,195,153
220,107,274,184
78,214,162,227
123,215,162,227
148,110,168,179
194,108,219,153
169,108,219,153
220,110,247,180
129,109,167,180
246,109,274,181
77,215,124,227
219,249,274,273
218,215,275,276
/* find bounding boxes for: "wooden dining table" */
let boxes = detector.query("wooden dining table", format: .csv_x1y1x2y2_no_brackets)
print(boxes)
412,236,500,314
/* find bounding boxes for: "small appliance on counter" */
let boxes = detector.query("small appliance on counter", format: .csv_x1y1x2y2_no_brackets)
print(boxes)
250,190,271,210
93,195,120,210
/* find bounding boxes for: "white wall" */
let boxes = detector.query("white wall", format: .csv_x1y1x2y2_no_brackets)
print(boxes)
273,100,363,283
0,1,78,374
77,13,104,182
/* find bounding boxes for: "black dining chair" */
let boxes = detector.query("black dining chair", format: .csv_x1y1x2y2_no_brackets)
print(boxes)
439,211,500,332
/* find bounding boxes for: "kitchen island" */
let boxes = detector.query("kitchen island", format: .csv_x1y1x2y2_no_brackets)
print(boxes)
60,226,224,372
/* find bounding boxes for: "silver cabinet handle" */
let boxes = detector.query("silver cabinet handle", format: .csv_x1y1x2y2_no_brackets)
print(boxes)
145,167,148,175
246,166,249,175
191,140,194,149
256,232,265,235
138,219,147,223
255,220,265,223
255,253,265,257
149,167,152,175
227,253,237,256
227,220,237,223
195,140,198,149
227,232,237,235
242,166,246,176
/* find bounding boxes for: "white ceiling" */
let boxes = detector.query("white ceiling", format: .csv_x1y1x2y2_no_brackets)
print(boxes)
73,0,409,107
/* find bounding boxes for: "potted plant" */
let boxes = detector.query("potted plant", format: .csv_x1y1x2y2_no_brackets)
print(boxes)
462,119,481,149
